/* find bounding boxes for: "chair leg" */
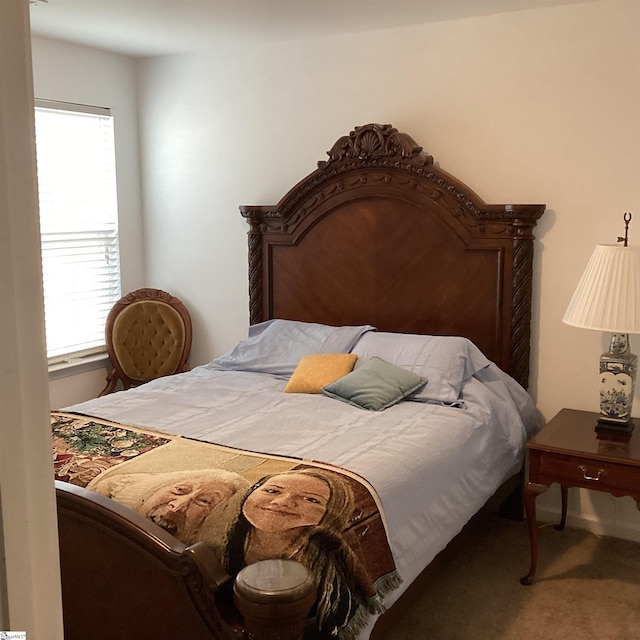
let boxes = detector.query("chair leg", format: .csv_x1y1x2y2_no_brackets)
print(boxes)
99,369,119,396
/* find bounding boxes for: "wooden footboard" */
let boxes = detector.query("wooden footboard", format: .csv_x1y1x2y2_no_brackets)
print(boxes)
57,482,319,640
56,481,242,640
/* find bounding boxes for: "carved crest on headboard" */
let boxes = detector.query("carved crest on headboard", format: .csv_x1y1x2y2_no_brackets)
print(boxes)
318,123,431,168
242,124,542,240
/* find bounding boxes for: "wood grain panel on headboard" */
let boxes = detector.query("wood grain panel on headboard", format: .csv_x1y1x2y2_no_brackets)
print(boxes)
241,124,544,389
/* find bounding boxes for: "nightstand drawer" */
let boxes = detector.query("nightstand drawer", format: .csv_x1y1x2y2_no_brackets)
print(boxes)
537,453,640,494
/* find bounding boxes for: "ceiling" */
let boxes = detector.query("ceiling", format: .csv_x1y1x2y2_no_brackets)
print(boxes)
29,0,596,58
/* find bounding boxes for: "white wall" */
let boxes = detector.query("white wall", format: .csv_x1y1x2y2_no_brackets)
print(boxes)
49,366,110,410
30,36,145,406
136,0,640,539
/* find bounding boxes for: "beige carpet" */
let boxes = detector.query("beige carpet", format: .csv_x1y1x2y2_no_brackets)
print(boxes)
372,514,640,640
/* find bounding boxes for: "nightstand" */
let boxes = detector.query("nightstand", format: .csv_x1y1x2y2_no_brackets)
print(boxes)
520,408,640,585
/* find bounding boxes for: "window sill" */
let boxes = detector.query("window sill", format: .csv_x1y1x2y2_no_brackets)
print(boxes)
48,352,110,381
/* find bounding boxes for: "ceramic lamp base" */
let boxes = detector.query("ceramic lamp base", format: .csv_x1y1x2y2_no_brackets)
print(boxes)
598,333,637,428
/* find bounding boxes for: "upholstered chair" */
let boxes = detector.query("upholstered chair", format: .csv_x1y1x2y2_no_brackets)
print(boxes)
99,288,192,396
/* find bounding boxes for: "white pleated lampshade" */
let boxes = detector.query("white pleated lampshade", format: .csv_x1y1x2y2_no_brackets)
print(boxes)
563,244,640,333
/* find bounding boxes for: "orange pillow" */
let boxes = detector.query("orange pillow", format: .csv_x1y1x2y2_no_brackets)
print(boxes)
284,353,358,394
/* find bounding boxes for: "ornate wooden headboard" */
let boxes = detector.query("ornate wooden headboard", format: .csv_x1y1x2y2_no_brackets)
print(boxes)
241,124,544,388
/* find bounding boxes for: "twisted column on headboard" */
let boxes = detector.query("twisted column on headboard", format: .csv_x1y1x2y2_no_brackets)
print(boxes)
247,230,263,325
511,231,536,390
241,210,269,325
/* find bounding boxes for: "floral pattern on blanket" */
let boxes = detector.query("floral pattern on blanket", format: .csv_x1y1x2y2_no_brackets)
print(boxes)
51,413,172,486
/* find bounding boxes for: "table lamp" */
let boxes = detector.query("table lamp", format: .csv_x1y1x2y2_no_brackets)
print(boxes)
563,213,640,431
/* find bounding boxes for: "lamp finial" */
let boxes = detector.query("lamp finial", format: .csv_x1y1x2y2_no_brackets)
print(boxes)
617,212,632,247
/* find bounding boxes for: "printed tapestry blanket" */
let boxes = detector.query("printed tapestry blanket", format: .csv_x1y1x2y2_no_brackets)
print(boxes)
51,411,401,639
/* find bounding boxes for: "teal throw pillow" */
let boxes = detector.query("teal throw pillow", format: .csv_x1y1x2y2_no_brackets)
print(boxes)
322,357,427,411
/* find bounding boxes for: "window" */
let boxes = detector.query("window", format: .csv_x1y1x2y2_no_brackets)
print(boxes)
34,100,121,363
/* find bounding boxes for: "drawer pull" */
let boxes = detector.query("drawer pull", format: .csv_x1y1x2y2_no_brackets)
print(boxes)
578,465,606,481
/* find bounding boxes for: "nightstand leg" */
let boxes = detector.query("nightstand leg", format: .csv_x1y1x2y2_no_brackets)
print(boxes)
555,485,568,531
520,482,549,586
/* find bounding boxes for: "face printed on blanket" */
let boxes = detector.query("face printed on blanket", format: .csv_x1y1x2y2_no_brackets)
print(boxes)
224,468,380,639
242,472,331,537
89,468,249,545
139,476,238,541
89,462,390,638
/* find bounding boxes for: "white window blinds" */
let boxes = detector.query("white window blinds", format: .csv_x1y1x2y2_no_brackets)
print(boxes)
34,100,121,361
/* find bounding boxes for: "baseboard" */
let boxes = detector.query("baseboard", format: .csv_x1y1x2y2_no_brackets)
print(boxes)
536,505,640,543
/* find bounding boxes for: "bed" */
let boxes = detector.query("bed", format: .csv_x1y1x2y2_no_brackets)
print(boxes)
53,123,545,640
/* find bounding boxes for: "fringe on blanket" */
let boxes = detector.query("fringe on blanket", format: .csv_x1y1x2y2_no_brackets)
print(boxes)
374,570,403,600
338,570,404,640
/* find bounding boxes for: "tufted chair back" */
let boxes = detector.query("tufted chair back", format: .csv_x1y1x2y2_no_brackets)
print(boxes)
99,288,192,396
